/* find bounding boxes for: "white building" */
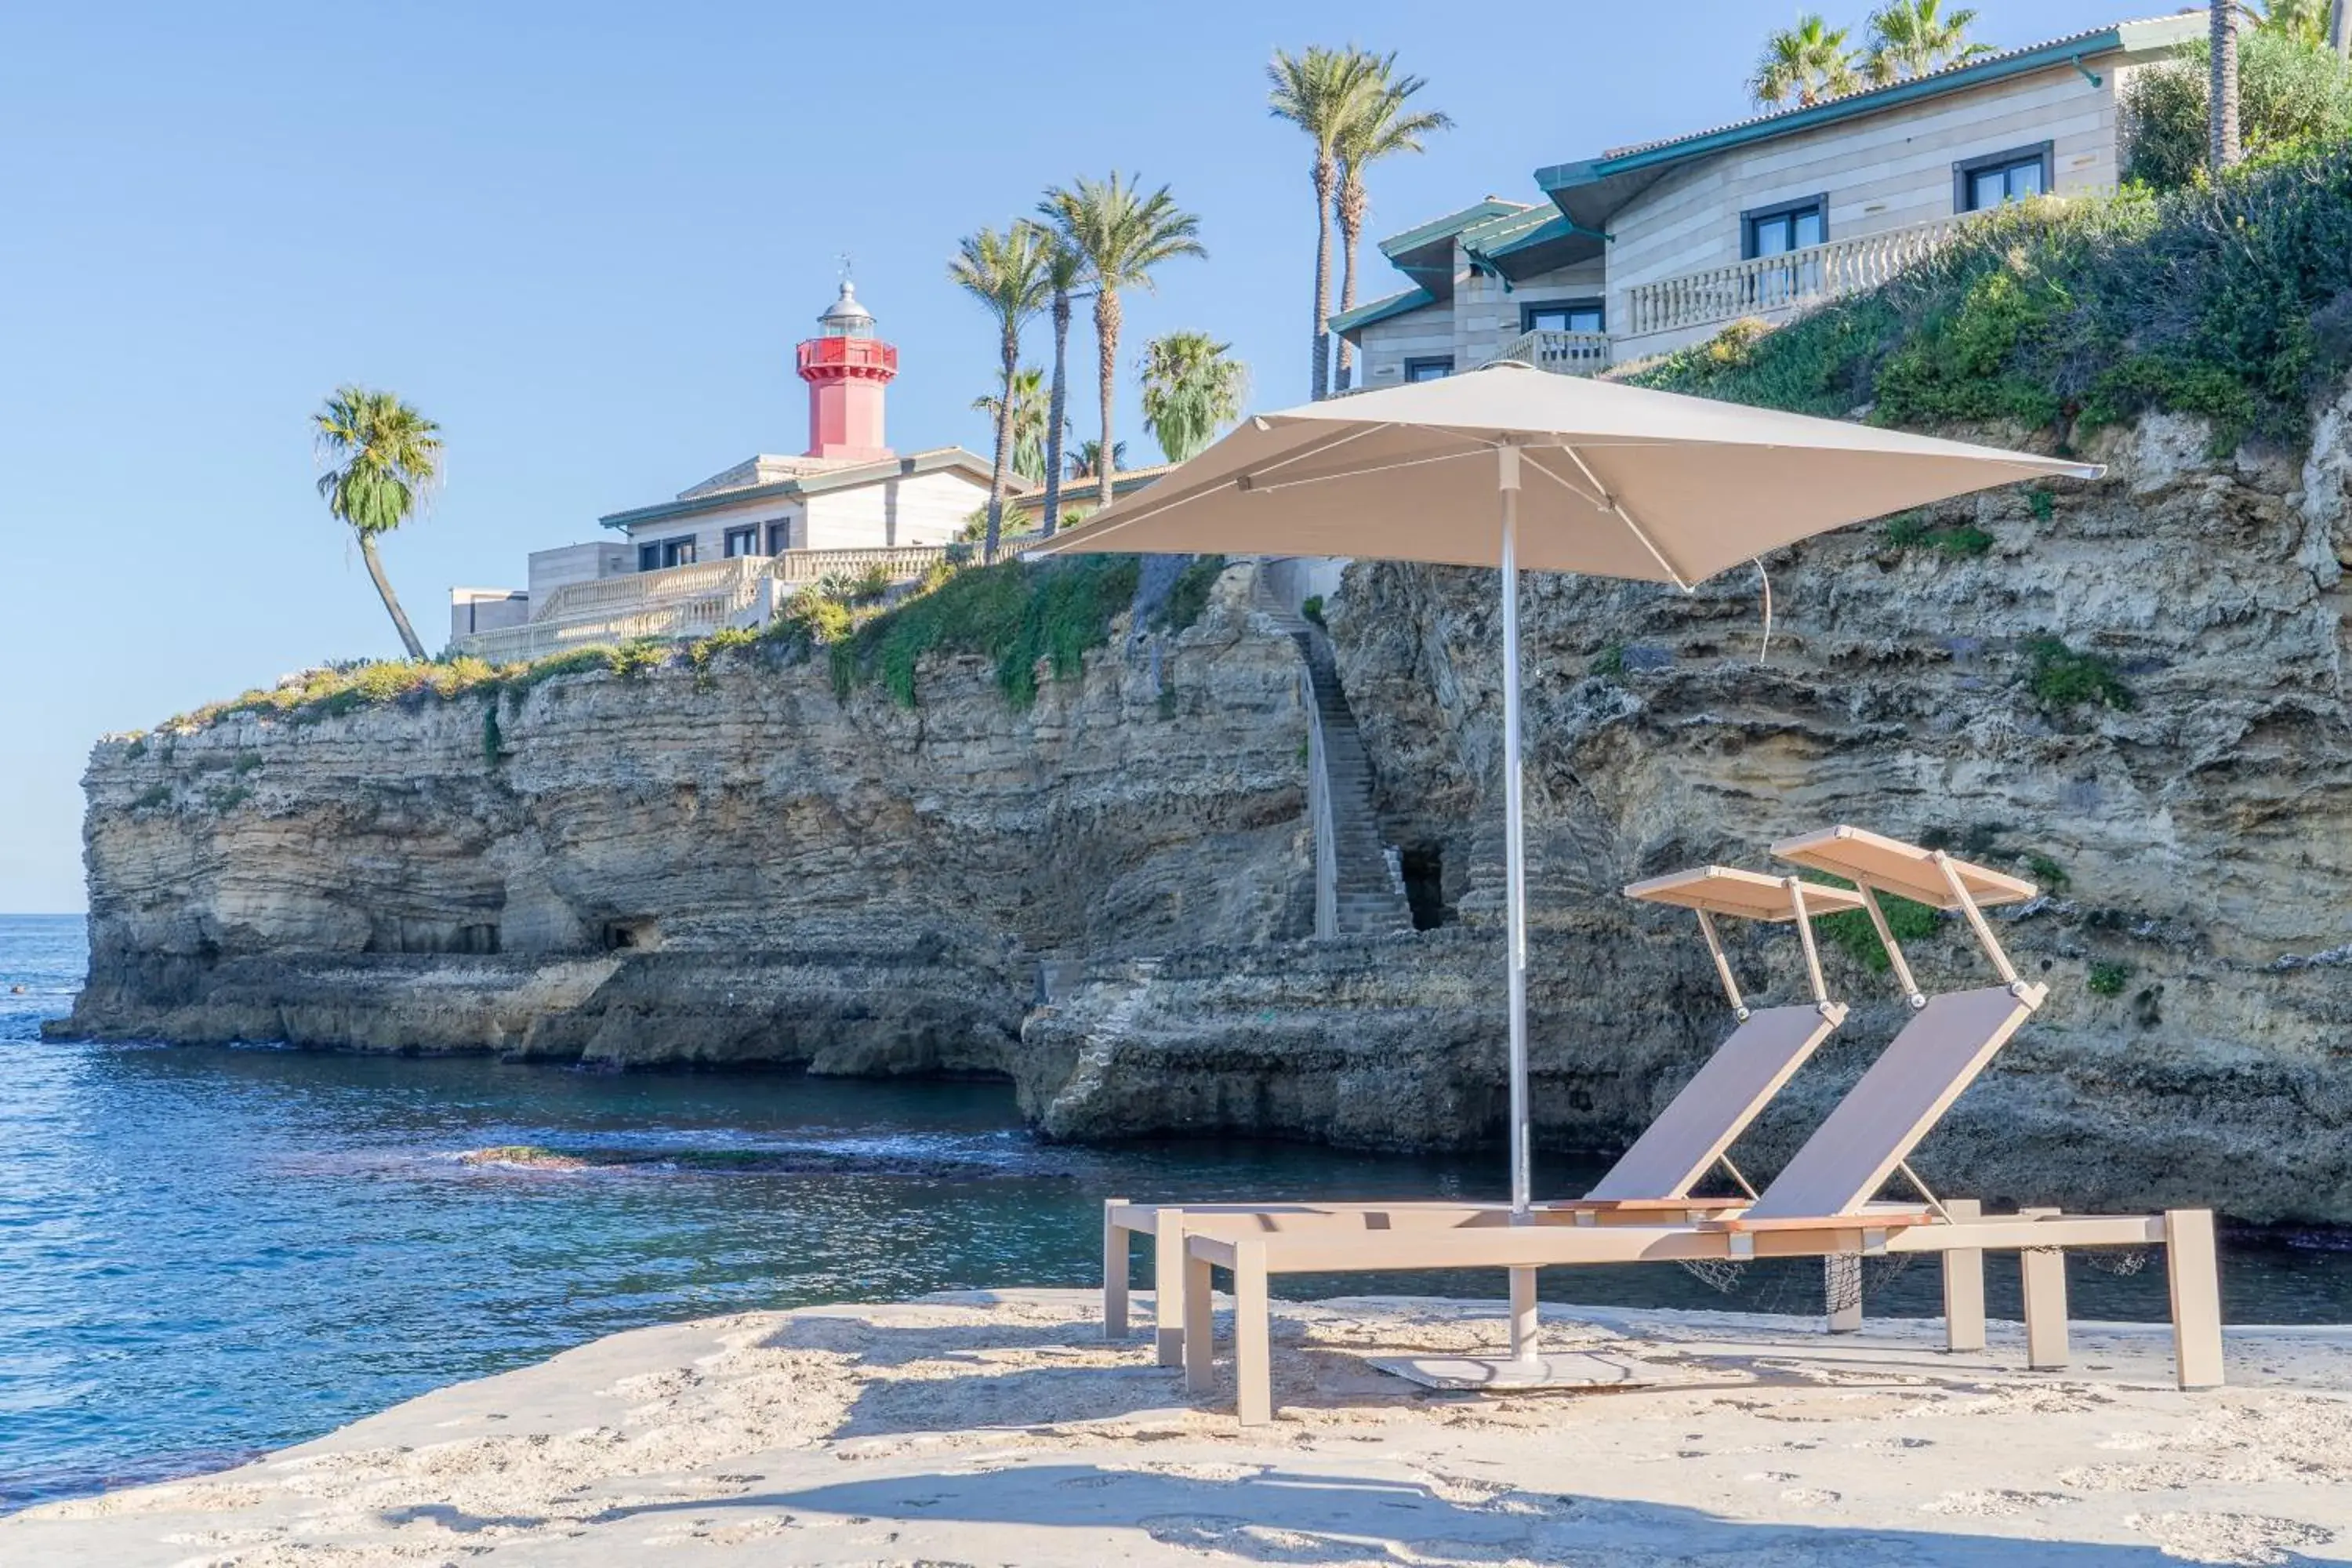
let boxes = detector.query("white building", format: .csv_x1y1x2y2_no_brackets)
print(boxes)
1336,14,2199,385
450,281,1018,659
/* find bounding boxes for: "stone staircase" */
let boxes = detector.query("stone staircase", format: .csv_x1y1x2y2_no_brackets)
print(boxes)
1253,579,1414,938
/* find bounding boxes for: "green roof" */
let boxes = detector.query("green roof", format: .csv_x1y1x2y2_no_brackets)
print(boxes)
1376,199,1529,260
1327,285,1437,336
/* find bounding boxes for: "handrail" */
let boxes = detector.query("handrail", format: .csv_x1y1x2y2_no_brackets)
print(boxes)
532,557,765,622
1488,329,1613,376
770,544,964,585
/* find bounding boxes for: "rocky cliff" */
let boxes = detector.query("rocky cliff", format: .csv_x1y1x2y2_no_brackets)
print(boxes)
65,410,2352,1221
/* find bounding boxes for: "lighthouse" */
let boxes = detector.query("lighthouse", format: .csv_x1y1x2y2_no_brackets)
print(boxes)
794,280,898,463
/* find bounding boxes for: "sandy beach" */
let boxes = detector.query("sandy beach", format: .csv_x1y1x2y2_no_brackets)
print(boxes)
7,1290,2352,1566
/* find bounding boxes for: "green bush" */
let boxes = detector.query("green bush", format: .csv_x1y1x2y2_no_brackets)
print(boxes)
209,784,253,812
1154,554,1229,635
1301,593,1326,627
2122,30,2352,191
1628,143,2352,451
2087,959,2134,996
1882,511,1994,557
2024,637,2134,712
231,751,263,775
481,706,504,769
123,735,148,760
606,639,670,680
829,556,1141,709
131,784,171,811
1801,871,1943,974
2021,849,2070,891
1593,643,1627,677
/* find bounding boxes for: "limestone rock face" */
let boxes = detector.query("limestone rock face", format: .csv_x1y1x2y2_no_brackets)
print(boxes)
64,576,1314,1070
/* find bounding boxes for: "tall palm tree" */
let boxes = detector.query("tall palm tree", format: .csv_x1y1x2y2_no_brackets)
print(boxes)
1332,55,1451,394
2212,0,2241,170
313,387,442,660
1267,47,1377,401
2257,0,2328,47
970,366,1053,482
1139,332,1248,464
949,223,1052,561
1034,227,1091,538
1863,0,1991,84
1036,173,1205,512
1751,15,1863,108
1069,439,1128,478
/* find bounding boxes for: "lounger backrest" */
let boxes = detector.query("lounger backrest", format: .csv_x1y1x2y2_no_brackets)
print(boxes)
1584,1004,1840,1202
1740,985,2031,1221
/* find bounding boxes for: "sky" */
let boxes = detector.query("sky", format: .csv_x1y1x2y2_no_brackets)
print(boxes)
0,0,2140,912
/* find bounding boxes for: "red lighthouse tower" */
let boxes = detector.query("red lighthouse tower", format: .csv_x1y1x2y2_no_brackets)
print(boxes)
795,280,897,462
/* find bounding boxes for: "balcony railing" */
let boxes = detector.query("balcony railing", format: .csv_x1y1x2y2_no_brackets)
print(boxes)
1487,328,1613,376
1621,213,1966,340
771,544,965,586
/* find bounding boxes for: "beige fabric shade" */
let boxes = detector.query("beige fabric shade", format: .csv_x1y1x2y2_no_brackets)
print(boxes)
1031,362,2097,582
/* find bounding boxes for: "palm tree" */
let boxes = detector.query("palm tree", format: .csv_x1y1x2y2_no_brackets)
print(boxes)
2212,0,2241,170
313,387,442,660
970,366,1053,482
949,222,1053,561
1332,55,1451,394
1863,0,1991,84
1139,332,1248,463
1036,173,1205,512
1033,227,1090,538
1069,439,1128,478
2257,0,2328,47
1267,47,1377,400
1751,15,1863,108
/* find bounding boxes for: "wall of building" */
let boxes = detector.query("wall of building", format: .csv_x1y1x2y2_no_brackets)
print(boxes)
527,543,631,598
448,590,529,646
1604,63,2120,315
803,470,989,550
624,501,806,565
1353,299,1461,391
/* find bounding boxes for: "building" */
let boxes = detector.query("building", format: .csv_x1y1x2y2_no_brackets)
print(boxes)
449,281,1019,660
1335,14,2200,387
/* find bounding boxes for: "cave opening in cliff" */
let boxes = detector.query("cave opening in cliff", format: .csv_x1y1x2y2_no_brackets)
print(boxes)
601,918,660,953
1400,845,1446,931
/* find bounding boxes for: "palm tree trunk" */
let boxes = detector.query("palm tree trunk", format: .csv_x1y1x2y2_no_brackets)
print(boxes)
985,327,1018,564
1095,288,1120,512
2210,0,2239,171
1335,176,1363,394
1042,289,1072,537
1310,160,1335,401
2333,0,2351,60
360,533,429,660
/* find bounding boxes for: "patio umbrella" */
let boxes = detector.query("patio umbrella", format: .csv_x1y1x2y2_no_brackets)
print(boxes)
1032,361,2098,1242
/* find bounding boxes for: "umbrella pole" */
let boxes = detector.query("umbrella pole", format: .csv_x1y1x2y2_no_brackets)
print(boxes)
1498,447,1537,1363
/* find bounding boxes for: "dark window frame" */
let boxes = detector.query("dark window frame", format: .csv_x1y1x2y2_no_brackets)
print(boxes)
1403,355,1455,382
1953,140,2053,212
638,534,696,572
1740,192,1829,260
723,524,760,558
766,519,793,555
1520,297,1606,334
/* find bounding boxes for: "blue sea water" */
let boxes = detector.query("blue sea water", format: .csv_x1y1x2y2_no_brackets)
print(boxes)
3,911,2347,1512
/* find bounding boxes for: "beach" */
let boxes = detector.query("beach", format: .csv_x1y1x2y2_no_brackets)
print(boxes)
8,1289,2351,1566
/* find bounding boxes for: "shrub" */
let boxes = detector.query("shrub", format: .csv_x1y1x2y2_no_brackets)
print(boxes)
1593,643,1628,677
605,639,670,680
686,623,760,679
2024,486,2055,522
131,784,172,811
209,784,253,812
828,557,1142,710
2021,849,2069,891
231,751,263,775
2024,637,2134,712
1882,512,1994,557
1153,554,1229,635
1301,594,1326,627
481,706,504,769
123,736,147,760
2122,30,2352,191
1802,871,1943,974
2087,960,2134,996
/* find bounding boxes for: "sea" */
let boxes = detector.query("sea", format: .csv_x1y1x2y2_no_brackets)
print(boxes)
4,911,2348,1512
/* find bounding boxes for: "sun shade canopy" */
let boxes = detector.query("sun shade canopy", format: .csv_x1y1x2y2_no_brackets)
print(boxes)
1031,364,2099,586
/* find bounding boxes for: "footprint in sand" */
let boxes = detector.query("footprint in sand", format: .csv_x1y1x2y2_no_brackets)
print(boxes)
1778,1486,1842,1508
2125,1509,2334,1566
1922,1488,2074,1516
1742,1471,1800,1483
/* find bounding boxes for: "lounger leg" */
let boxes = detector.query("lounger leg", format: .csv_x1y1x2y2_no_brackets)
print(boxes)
1183,1252,1215,1394
1154,1212,1187,1367
1508,1267,1540,1362
1824,1254,1863,1334
2165,1208,2225,1390
1235,1240,1272,1427
1940,1199,1986,1353
1103,1200,1128,1342
2019,1208,2068,1370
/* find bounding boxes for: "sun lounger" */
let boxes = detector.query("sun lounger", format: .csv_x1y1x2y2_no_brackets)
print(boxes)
1182,829,2226,1424
1105,865,1867,1365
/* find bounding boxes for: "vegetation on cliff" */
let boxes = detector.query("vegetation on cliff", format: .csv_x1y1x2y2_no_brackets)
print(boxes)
1625,144,2352,450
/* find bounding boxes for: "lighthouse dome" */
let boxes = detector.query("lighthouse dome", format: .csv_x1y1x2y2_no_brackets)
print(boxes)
816,280,876,338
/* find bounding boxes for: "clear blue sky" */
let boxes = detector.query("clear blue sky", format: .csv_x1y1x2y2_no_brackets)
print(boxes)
0,0,2135,912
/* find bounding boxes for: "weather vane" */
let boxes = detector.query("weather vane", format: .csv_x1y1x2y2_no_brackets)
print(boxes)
837,252,853,286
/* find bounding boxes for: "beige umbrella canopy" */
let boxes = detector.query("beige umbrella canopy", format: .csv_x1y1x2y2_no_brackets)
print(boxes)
1034,361,2098,1221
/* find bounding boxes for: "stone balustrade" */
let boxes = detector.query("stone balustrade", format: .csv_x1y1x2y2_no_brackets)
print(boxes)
1621,213,1968,340
770,544,967,586
1487,328,1613,376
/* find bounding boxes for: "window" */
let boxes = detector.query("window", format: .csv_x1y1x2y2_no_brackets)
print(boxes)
767,520,793,555
637,535,695,572
1955,143,2052,211
723,525,760,557
1403,356,1454,383
1523,299,1603,335
1742,194,1828,260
